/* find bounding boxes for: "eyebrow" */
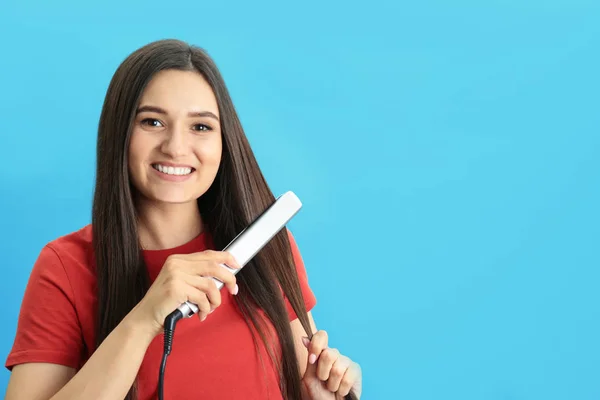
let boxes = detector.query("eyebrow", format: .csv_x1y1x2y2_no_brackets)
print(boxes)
136,105,220,121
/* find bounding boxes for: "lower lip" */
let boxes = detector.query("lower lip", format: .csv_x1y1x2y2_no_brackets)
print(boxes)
151,166,195,182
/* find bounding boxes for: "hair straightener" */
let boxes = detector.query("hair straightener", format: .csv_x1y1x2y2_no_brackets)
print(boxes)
175,190,303,318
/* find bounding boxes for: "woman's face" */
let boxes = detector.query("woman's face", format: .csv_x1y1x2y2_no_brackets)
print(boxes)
128,69,222,206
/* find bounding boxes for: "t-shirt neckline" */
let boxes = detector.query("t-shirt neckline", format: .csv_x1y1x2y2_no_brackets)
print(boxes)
142,230,210,257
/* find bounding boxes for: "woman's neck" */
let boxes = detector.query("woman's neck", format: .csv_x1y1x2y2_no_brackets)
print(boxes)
136,199,203,250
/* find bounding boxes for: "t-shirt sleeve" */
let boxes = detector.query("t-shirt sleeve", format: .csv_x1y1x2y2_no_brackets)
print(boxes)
284,230,317,321
5,244,84,371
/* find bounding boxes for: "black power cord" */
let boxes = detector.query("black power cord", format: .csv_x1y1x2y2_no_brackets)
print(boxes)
158,309,184,400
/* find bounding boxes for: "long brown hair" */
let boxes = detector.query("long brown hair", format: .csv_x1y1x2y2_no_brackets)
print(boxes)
92,39,346,400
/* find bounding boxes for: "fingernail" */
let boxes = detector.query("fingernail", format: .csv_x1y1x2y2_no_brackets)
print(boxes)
201,314,207,321
233,284,239,295
309,354,317,364
301,337,310,348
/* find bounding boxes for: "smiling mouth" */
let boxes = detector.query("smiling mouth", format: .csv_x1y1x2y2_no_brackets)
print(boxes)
151,163,195,176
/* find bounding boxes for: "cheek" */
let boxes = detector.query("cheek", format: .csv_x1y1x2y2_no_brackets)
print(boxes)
195,138,223,166
128,131,150,166
127,131,152,183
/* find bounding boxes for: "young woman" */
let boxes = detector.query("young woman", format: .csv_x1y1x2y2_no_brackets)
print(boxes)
4,39,362,400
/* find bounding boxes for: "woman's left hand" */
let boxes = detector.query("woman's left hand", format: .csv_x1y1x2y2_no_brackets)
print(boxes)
301,330,362,400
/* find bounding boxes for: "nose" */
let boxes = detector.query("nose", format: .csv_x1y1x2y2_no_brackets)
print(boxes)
160,124,188,158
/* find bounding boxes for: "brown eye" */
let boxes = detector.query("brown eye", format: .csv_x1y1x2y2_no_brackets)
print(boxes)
141,118,163,127
193,124,212,132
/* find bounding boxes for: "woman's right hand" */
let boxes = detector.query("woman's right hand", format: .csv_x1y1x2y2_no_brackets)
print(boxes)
131,250,241,337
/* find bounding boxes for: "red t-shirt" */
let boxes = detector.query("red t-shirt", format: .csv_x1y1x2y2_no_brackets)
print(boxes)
5,225,317,399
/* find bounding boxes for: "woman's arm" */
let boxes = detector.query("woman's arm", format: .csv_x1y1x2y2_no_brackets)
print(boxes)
6,249,240,400
6,306,155,400
6,364,75,400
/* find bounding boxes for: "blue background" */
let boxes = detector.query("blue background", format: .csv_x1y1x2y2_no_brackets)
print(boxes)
1,1,599,399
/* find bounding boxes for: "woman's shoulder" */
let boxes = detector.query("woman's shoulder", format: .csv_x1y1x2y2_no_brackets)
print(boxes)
45,224,93,252
42,224,95,270
48,224,92,244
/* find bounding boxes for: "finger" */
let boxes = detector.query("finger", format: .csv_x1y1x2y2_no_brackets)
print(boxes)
206,262,238,295
193,250,242,269
337,362,359,397
196,277,222,310
185,275,222,311
307,330,328,365
183,258,238,295
326,355,350,392
316,348,339,382
186,289,211,321
222,251,242,270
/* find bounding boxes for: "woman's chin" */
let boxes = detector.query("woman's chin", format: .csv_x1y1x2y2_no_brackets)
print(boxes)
143,193,200,207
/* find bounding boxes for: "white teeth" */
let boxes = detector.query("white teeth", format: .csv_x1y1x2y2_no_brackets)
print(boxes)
153,164,193,176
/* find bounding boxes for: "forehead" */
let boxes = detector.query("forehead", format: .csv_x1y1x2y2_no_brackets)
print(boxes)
138,69,219,116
